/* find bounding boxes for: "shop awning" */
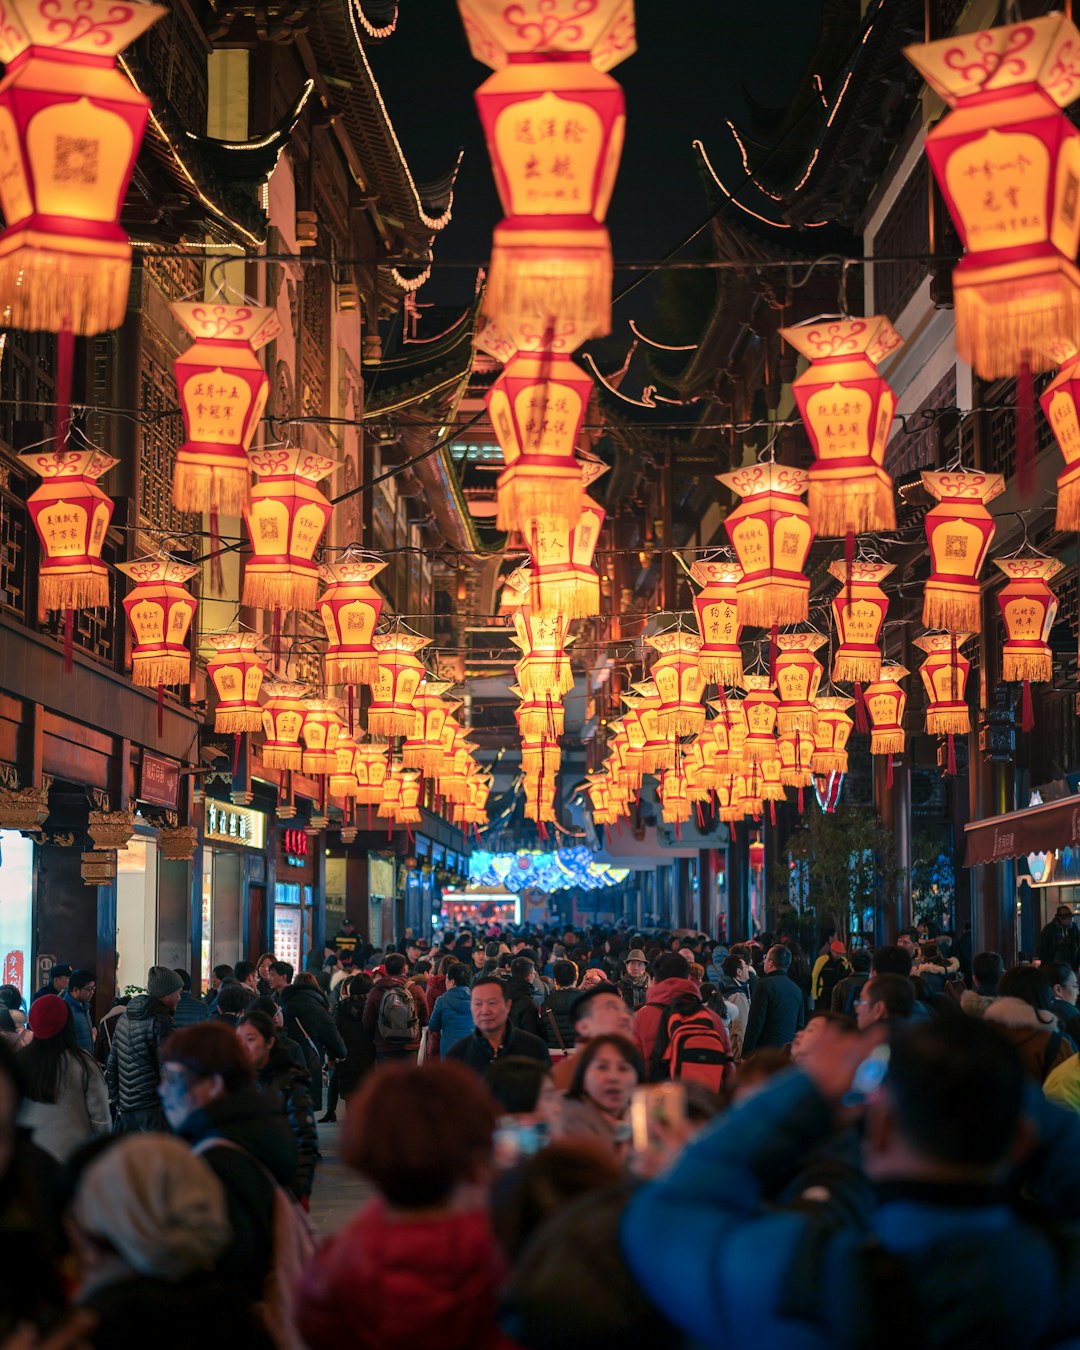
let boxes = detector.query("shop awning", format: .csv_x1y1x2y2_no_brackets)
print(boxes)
964,795,1080,867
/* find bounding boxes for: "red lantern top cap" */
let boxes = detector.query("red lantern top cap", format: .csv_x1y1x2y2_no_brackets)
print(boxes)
263,680,309,700
690,559,743,586
203,631,260,654
913,633,974,654
775,631,828,653
318,559,388,585
457,0,635,72
248,446,339,483
116,558,198,585
904,15,1080,109
920,468,1006,504
170,302,280,351
629,680,659,704
415,680,454,702
816,694,855,712
0,0,165,63
993,555,1064,582
645,631,702,657
580,458,609,490
373,632,431,656
878,663,910,682
827,560,895,585
742,673,775,693
717,462,808,498
780,316,904,367
19,447,117,481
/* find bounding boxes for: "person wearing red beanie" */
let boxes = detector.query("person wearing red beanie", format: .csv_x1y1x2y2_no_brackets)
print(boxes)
17,995,109,1162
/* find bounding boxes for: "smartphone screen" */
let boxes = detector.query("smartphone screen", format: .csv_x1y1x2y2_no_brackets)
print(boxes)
630,1082,687,1153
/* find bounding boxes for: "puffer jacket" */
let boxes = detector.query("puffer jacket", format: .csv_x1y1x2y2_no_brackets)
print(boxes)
540,986,578,1048
256,1038,319,1198
429,985,475,1056
105,995,175,1112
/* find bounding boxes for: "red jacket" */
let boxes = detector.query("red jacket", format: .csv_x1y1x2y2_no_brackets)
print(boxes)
425,974,448,1016
633,977,733,1084
296,1199,517,1350
361,976,429,1053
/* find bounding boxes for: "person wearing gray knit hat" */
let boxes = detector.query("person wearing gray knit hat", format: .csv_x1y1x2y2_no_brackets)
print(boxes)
106,968,182,1132
146,966,184,1001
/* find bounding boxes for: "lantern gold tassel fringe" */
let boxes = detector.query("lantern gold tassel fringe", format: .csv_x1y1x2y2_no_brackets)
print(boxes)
833,654,882,684
39,573,109,615
809,478,895,536
532,576,600,620
0,253,131,336
302,752,337,775
812,752,849,774
1002,652,1053,683
926,710,970,736
777,710,817,736
742,741,777,765
242,573,319,613
656,711,706,738
215,709,264,734
404,747,447,774
484,264,613,338
738,584,809,629
367,711,416,738
699,655,745,686
131,656,190,688
871,730,905,756
262,746,303,771
780,767,813,788
174,462,250,516
325,656,380,687
643,747,677,774
922,588,982,634
955,279,1080,381
1056,476,1080,531
497,478,583,534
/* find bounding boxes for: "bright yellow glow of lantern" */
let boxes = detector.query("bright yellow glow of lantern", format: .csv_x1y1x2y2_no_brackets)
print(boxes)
329,738,360,799
512,607,575,698
647,630,706,738
318,558,387,688
707,697,748,772
905,14,1080,379
378,763,406,820
514,685,565,740
1039,343,1080,528
777,727,814,787
994,554,1061,688
811,696,855,775
718,462,813,627
716,780,743,824
116,557,198,688
740,674,780,764
737,768,763,820
170,302,280,514
403,681,457,772
521,736,562,779
759,756,786,802
774,631,826,735
368,632,430,739
204,632,265,733
782,316,902,534
20,445,116,614
830,560,893,684
354,741,390,805
921,469,1004,633
690,558,744,686
864,663,909,757
0,0,164,335
243,445,339,612
659,764,693,824
519,460,607,617
261,681,309,771
301,699,345,776
914,633,972,736
396,770,424,826
630,681,677,774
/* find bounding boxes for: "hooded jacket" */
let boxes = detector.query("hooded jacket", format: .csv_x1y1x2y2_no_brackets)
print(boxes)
633,977,730,1070
105,995,175,1113
984,997,1074,1082
295,1199,516,1350
334,992,377,1089
504,975,543,1037
428,985,474,1057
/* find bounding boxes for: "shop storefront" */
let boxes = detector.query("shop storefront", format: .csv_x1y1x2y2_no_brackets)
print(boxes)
0,830,34,1003
274,824,316,972
200,798,267,987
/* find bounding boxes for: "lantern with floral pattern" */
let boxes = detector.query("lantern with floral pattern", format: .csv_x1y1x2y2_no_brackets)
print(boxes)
117,557,198,688
922,469,1004,632
718,463,813,627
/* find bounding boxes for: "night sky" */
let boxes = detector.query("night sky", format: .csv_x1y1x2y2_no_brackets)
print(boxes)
369,3,825,318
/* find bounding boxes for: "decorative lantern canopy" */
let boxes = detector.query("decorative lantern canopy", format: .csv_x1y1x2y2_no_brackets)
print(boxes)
243,446,339,612
260,681,309,771
914,633,973,736
377,763,405,820
740,674,780,764
205,632,265,733
521,462,607,618
20,446,116,613
458,0,634,344
994,554,1062,685
514,685,566,741
116,557,198,687
659,765,693,825
829,559,893,684
774,632,827,735
170,302,280,514
318,558,387,687
403,681,456,772
0,0,164,335
777,727,814,788
353,741,389,804
368,632,430,739
512,608,575,698
647,630,706,738
1039,344,1080,528
301,699,345,776
781,316,902,535
631,682,677,774
718,463,813,627
904,14,1080,379
811,696,855,775
921,469,1004,632
864,663,909,757
488,352,593,534
690,559,744,686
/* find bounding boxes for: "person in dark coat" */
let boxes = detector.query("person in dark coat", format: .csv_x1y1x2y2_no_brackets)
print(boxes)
106,966,182,1131
161,1021,298,1300
741,945,806,1056
236,1009,318,1201
506,957,543,1037
30,964,71,1005
280,972,347,1110
541,960,580,1049
329,973,377,1108
446,976,551,1073
61,970,95,1054
171,968,210,1029
830,948,872,1016
1038,904,1080,971
361,953,429,1063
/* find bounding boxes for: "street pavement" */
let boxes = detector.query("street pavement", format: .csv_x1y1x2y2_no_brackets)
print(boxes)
310,1119,371,1234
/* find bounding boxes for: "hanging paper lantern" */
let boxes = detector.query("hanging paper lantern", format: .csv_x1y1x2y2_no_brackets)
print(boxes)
20,446,116,613
774,632,826,735
659,765,693,825
261,681,309,771
514,685,565,741
512,608,575,698
116,558,198,687
716,779,743,824
904,14,1080,379
329,738,360,799
718,463,813,627
707,697,748,772
368,632,430,738
488,352,593,533
781,317,902,535
740,674,779,764
629,682,677,774
205,632,265,733
521,736,562,779
914,634,972,735
777,728,814,788
396,770,423,826
829,559,893,683
403,681,457,772
922,469,1004,632
377,763,406,820
994,555,1061,684
759,757,786,802
690,558,744,686
1039,345,1080,529
318,558,387,687
354,742,390,805
170,302,280,513
520,462,607,617
737,768,763,820
243,445,339,612
301,699,345,775
647,630,706,738
811,696,855,775
614,702,647,784
0,1,164,334
864,663,909,757
680,742,710,801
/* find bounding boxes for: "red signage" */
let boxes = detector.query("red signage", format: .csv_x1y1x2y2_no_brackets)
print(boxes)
283,828,308,860
140,751,180,809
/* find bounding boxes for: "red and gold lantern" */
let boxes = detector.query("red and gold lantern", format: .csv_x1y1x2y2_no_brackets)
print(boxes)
403,681,457,772
659,764,692,825
520,462,606,617
914,633,972,736
368,632,429,739
0,0,164,334
718,463,813,627
782,316,902,534
905,14,1080,379
690,558,743,686
811,696,855,775
774,631,826,735
830,559,893,684
377,763,406,821
205,632,265,733
354,741,390,805
301,699,345,776
707,697,748,772
318,558,387,687
512,608,575,698
777,727,814,788
20,446,115,613
759,756,786,802
116,557,198,687
261,681,309,771
1039,343,1080,528
514,685,565,741
170,302,280,514
864,663,908,757
521,735,562,780
243,446,338,612
631,681,677,774
922,469,1004,632
994,554,1061,683
329,738,360,800
716,779,743,824
396,770,423,826
740,674,779,764
647,630,706,738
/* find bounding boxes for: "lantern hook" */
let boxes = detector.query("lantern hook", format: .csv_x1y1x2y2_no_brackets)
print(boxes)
757,427,781,463
838,259,852,320
998,510,1050,559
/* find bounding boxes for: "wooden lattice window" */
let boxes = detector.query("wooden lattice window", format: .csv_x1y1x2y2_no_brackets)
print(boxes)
886,368,956,478
874,170,929,322
301,266,330,419
0,330,55,451
136,11,208,135
0,457,29,619
139,335,193,533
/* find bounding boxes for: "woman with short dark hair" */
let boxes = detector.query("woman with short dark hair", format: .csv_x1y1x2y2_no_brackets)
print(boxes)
236,1009,318,1201
16,994,109,1162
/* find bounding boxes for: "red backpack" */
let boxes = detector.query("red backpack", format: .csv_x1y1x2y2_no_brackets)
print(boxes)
652,993,732,1092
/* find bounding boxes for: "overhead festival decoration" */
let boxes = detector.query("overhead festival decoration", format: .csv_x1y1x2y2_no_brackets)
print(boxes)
242,445,338,612
116,557,198,689
20,445,116,614
318,557,387,687
204,632,266,733
719,463,813,627
690,558,744,686
921,468,1004,633
829,559,892,684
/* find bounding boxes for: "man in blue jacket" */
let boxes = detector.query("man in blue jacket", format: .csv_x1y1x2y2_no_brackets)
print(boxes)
622,1016,1080,1348
61,969,95,1053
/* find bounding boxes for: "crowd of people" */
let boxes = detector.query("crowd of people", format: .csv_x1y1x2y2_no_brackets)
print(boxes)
2,908,1080,1348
